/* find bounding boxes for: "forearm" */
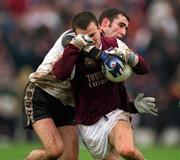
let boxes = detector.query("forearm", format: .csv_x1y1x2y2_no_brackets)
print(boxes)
53,44,80,80
129,101,138,114
132,54,149,74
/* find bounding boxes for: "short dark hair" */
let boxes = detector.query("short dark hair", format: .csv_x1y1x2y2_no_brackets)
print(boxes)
98,8,130,25
71,11,98,33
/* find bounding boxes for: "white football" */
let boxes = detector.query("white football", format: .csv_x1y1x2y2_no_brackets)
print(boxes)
102,63,133,82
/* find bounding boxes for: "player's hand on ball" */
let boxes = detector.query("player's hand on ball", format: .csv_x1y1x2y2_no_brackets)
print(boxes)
102,54,125,77
83,46,123,65
109,47,139,67
83,46,133,82
88,48,125,76
134,93,158,116
70,34,94,50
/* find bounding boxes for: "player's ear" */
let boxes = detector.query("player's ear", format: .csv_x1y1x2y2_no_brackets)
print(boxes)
101,18,110,27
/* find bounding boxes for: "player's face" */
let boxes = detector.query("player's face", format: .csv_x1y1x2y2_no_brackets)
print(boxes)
101,14,129,39
75,22,101,48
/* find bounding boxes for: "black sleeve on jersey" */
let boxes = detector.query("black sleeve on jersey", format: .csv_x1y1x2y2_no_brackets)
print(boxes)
129,101,138,113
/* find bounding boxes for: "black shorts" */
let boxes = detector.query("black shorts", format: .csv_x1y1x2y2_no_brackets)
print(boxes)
22,82,75,129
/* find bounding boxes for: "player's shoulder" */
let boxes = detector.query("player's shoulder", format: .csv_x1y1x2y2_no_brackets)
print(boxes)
61,29,75,37
48,29,75,50
61,29,76,47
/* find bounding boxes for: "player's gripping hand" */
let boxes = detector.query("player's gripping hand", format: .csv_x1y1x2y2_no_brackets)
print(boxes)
102,53,125,77
70,34,94,50
83,46,125,76
134,93,158,116
109,47,139,67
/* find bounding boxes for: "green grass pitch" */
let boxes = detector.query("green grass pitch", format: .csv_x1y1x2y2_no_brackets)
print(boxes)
0,141,180,160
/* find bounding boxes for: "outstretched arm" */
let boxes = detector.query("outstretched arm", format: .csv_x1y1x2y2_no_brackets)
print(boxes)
133,93,158,115
129,93,158,115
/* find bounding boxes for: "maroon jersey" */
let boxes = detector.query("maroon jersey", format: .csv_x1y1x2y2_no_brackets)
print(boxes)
53,36,148,125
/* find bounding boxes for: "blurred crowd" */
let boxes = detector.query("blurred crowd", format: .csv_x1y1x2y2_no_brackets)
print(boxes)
0,0,179,145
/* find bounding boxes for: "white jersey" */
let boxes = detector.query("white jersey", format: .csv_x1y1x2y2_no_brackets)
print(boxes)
29,29,76,107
